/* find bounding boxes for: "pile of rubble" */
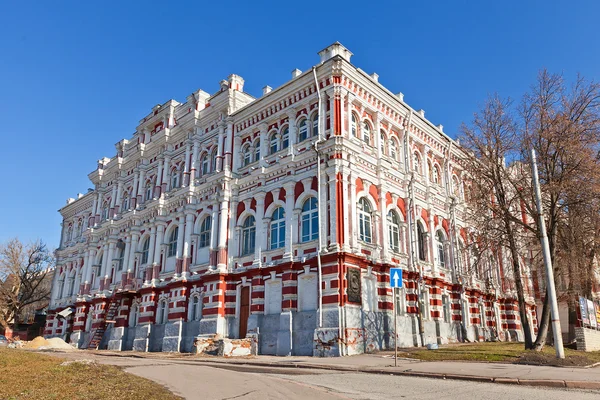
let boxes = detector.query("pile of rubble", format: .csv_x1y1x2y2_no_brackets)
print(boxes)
19,336,76,351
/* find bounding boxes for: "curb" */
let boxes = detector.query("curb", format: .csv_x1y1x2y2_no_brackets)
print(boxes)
77,350,600,390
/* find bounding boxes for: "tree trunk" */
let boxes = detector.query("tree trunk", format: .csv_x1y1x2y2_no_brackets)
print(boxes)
506,219,534,349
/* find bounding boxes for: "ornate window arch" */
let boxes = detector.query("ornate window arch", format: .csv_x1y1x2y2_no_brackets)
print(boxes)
198,217,211,248
433,164,441,185
167,226,178,258
390,138,399,160
281,126,289,150
380,130,388,155
413,152,422,175
436,230,446,268
358,197,373,243
101,202,110,220
362,120,372,145
145,181,153,201
140,236,150,265
252,138,261,162
170,165,181,190
301,197,318,242
121,192,130,212
310,112,319,138
417,221,427,261
200,153,209,176
241,216,256,256
351,113,358,137
242,143,252,167
387,210,401,252
298,118,309,142
269,207,286,249
269,131,279,154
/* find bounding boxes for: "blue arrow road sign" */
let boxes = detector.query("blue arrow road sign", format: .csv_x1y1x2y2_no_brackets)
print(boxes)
390,268,403,288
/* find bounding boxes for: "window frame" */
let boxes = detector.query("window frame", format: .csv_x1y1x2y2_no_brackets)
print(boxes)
358,198,373,244
198,217,211,248
241,216,256,256
387,210,401,253
167,227,178,258
269,207,286,250
301,197,318,242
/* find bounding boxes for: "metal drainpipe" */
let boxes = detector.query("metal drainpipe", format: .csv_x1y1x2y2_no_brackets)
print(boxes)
312,66,324,329
403,110,426,346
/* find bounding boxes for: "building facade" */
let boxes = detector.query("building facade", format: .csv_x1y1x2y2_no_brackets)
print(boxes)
45,43,537,356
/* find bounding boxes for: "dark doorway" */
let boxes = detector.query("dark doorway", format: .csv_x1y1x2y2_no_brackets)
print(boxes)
239,286,250,338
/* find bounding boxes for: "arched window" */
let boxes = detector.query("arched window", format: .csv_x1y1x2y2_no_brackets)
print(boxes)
362,121,372,144
156,299,168,324
413,152,422,175
199,217,211,248
122,193,130,212
188,295,202,321
351,113,358,137
417,222,427,261
73,221,81,238
358,198,373,243
241,216,256,256
141,237,150,264
301,197,318,242
269,131,278,154
171,167,180,190
200,154,209,176
102,203,110,220
433,165,441,185
311,113,319,138
66,225,73,241
298,119,309,142
281,127,289,150
452,176,461,196
242,144,252,167
380,131,387,155
167,227,178,258
129,304,138,327
390,138,398,160
253,139,261,162
436,230,446,268
116,246,125,271
270,207,285,249
387,210,400,252
211,147,218,172
145,182,153,201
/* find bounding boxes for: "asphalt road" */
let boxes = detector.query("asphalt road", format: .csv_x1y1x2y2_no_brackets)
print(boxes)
51,353,600,400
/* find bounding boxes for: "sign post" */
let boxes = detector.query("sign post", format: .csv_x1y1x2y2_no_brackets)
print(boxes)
390,268,403,367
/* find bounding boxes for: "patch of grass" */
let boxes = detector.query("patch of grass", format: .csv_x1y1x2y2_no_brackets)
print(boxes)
0,348,182,400
398,342,600,367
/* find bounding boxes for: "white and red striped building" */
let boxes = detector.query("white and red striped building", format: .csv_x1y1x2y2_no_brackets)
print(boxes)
45,43,537,355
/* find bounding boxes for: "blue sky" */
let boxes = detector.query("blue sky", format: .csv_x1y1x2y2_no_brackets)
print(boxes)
1,1,599,250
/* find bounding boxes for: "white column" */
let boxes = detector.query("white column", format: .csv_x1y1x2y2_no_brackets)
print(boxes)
328,172,338,250
137,168,146,205
346,93,355,138
349,172,358,250
375,112,383,159
73,259,82,295
341,172,351,251
154,224,164,265
176,216,185,259
156,159,164,197
131,171,139,207
183,142,191,185
217,198,229,270
146,226,156,284
284,182,295,259
190,140,199,188
379,186,389,261
429,210,437,275
110,185,117,213
217,123,225,172
122,236,131,274
182,213,194,277
224,119,234,171
115,180,124,215
99,242,109,280
162,157,170,194
259,123,268,167
254,193,266,262
129,233,139,276
319,171,328,252
106,241,115,283
286,111,296,154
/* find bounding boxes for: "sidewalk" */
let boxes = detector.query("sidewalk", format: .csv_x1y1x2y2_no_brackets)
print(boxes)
86,350,600,390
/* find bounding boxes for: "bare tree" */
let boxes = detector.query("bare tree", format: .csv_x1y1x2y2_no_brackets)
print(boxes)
460,95,535,349
461,70,600,351
0,238,54,329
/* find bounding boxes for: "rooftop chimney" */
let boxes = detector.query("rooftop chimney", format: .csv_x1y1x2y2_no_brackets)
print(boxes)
437,124,444,132
418,109,425,118
370,73,379,82
318,42,353,64
263,86,272,95
396,92,404,102
292,68,302,78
